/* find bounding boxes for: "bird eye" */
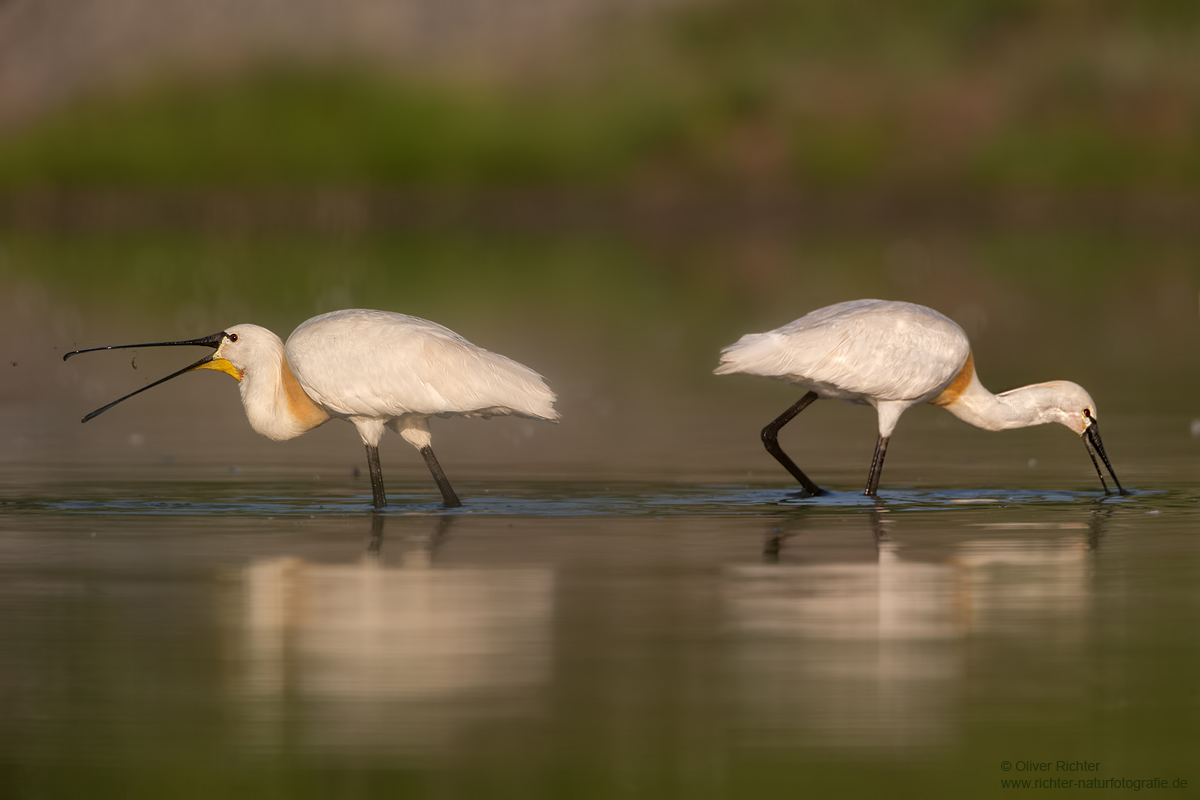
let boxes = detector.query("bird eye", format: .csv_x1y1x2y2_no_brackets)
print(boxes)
1083,408,1092,418
228,333,239,342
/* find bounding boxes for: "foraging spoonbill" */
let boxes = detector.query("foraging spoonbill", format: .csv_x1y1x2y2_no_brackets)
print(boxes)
64,309,558,508
715,299,1123,497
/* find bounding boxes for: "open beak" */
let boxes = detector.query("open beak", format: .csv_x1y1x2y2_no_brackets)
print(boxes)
1082,419,1126,496
63,331,240,423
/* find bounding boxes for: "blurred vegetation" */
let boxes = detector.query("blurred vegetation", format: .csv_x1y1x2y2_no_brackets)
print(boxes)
2,0,1200,192
5,227,1197,410
0,73,686,189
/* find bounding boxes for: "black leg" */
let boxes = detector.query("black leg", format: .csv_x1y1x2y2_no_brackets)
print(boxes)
863,435,890,496
420,445,462,509
365,444,387,508
761,391,824,496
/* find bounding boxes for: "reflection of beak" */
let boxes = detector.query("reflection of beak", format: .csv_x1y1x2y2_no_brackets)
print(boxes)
1083,419,1126,495
63,331,240,423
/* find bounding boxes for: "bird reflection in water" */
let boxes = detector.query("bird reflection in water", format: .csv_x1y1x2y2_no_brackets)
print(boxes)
365,511,453,565
233,513,554,755
763,501,892,563
729,504,1111,751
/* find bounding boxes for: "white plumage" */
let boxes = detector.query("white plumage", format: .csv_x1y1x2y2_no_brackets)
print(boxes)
716,299,1123,497
717,300,968,418
287,310,556,423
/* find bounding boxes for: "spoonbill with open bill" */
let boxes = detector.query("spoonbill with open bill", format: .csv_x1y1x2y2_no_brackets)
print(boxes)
715,299,1124,497
64,309,559,509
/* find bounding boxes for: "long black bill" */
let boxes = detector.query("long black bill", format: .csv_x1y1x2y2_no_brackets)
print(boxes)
63,331,227,361
64,331,227,423
1083,420,1126,496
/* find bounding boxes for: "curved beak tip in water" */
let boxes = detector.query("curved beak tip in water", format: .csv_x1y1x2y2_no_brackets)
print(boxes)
1082,420,1126,496
66,331,231,423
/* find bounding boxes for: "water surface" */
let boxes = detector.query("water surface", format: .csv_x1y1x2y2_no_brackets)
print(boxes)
1,469,1197,799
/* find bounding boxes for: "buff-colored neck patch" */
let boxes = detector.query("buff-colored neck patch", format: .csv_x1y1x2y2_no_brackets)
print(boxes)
281,357,331,428
930,351,975,407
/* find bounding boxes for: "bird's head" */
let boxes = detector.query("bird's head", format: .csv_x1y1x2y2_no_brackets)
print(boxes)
1035,380,1098,435
1034,380,1124,495
209,324,284,381
63,325,266,422
998,379,1123,494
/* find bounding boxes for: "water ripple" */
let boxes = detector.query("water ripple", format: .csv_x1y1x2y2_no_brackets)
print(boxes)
0,481,1181,519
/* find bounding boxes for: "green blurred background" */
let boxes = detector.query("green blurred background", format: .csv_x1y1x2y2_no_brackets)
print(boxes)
5,0,1200,193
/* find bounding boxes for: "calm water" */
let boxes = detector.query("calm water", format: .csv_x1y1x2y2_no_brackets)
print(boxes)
1,470,1198,799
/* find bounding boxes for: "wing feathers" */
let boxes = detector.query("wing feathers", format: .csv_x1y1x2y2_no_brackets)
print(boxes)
287,310,557,421
715,300,970,402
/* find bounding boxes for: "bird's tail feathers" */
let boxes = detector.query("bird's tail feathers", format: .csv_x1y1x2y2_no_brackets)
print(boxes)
521,388,560,422
490,358,560,421
714,332,790,376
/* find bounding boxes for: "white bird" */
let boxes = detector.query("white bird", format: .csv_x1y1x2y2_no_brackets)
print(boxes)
715,299,1123,497
64,309,559,508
